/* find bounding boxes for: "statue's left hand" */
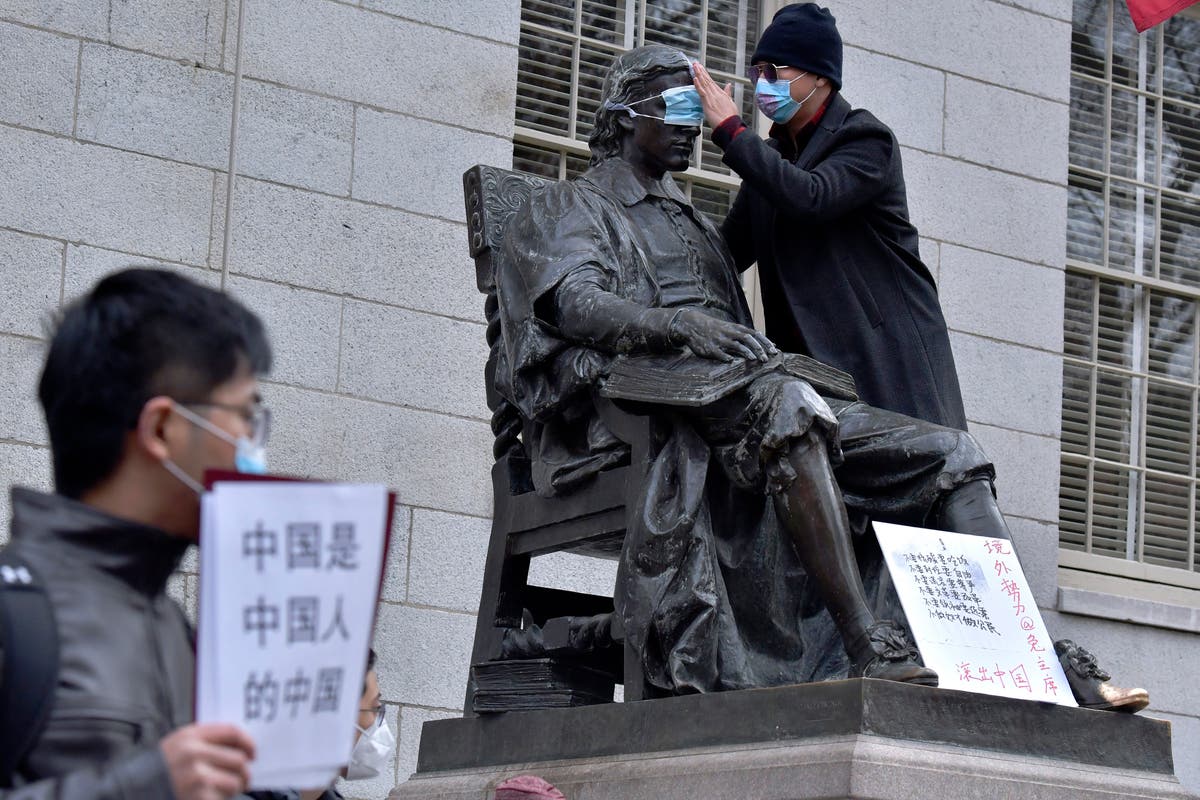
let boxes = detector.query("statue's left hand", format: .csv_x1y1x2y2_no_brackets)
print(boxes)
692,62,742,128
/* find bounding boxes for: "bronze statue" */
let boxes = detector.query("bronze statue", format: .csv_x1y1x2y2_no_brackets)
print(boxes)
490,45,1147,711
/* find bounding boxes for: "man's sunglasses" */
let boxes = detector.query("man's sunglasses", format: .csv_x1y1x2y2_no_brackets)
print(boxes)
747,62,800,84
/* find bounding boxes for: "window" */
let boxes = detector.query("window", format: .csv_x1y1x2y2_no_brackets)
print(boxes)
512,0,765,221
1060,0,1200,589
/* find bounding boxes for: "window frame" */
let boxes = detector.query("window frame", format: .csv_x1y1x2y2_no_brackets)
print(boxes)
1059,0,1200,596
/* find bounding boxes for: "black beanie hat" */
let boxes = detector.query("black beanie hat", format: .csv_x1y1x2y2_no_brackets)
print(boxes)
752,3,843,89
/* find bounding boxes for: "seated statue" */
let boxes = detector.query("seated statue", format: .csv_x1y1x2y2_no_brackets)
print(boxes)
494,44,1146,710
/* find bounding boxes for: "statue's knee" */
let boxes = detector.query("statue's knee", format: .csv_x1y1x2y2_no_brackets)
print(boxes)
958,428,986,455
933,476,1009,540
789,429,828,462
942,429,994,478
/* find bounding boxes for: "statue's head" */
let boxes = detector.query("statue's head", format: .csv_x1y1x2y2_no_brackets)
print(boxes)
589,45,699,169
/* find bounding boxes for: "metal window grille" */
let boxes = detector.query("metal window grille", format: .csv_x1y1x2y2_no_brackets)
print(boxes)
512,0,764,220
1060,0,1200,588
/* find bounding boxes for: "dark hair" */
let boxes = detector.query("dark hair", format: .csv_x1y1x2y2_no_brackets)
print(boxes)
363,647,378,697
38,268,272,498
588,45,693,166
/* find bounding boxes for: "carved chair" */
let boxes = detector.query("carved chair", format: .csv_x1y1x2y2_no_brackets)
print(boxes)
461,164,654,714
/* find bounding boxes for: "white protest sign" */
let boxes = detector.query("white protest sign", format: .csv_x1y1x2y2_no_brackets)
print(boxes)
874,522,1075,707
197,480,390,789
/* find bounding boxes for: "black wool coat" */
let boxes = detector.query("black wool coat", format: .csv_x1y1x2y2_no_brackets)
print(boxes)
720,93,968,430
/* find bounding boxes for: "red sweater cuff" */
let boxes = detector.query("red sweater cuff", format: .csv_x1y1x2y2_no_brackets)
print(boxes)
713,115,748,149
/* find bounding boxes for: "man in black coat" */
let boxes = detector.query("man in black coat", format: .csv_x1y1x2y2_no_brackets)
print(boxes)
692,3,968,430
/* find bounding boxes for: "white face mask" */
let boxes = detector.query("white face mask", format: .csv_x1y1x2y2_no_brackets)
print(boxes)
345,716,395,780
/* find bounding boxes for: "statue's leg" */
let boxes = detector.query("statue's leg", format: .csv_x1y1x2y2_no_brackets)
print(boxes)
832,403,1149,711
932,480,1149,711
776,431,937,686
775,431,872,640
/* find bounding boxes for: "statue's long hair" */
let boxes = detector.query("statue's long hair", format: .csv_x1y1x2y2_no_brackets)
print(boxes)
589,45,692,166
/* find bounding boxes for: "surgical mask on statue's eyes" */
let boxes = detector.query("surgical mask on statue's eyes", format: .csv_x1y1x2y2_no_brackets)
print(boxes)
345,717,395,780
163,403,269,495
604,85,705,126
754,73,818,124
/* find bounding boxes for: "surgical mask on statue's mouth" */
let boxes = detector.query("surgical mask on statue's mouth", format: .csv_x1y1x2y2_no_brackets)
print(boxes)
754,72,818,124
163,402,269,495
345,716,395,780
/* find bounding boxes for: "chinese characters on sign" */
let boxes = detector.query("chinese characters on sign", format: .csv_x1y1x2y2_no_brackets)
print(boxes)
243,666,345,722
197,481,390,789
874,522,1075,707
900,550,999,636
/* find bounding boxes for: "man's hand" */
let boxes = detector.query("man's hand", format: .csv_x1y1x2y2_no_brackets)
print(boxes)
692,62,741,128
672,308,778,362
160,723,256,800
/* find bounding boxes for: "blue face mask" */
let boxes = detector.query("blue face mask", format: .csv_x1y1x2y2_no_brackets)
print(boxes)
233,439,268,474
754,72,818,124
606,84,705,127
164,402,269,495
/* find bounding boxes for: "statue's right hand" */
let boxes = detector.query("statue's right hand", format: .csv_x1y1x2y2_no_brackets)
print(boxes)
671,309,778,363
160,723,256,800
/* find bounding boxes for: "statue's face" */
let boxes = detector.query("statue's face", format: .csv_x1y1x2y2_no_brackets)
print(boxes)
621,68,700,175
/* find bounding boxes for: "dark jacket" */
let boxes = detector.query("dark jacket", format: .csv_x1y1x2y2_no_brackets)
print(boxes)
0,487,193,799
720,93,968,430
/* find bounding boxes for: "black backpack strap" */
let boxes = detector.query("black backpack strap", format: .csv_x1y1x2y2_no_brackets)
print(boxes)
0,550,60,788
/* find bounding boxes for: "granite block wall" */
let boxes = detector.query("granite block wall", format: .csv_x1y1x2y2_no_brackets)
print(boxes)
0,0,1193,795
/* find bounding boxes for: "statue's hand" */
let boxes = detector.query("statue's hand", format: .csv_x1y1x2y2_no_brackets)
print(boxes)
671,308,778,363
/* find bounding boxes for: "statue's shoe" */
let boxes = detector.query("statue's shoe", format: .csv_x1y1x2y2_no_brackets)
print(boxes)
852,620,939,687
1054,639,1150,713
858,656,939,686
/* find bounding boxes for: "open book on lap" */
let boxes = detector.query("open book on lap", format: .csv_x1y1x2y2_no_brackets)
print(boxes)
600,351,857,407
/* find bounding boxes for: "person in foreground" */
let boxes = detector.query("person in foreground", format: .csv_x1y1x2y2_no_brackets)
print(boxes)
692,2,967,431
0,269,390,798
0,269,269,798
497,44,1147,713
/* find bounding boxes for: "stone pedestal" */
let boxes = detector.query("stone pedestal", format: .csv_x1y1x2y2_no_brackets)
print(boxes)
390,679,1196,799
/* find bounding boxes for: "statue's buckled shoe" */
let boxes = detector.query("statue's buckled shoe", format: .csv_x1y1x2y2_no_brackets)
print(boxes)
853,621,938,687
1054,639,1149,713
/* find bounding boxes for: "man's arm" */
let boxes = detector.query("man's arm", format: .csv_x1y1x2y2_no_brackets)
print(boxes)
0,748,171,800
1,724,254,800
553,266,775,363
719,126,895,223
692,60,892,223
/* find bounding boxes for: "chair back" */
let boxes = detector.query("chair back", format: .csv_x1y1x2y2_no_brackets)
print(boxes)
462,165,552,493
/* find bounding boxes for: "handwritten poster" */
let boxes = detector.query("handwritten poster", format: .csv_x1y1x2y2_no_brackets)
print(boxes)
874,522,1076,707
196,480,390,789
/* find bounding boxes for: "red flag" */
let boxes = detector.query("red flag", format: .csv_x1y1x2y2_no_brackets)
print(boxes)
1125,0,1199,31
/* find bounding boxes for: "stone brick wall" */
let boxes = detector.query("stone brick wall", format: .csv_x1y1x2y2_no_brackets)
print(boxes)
0,0,1195,795
0,1,518,795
